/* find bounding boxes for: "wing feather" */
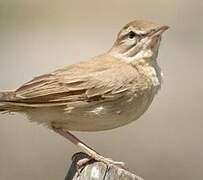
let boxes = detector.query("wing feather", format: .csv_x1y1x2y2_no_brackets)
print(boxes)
12,55,140,106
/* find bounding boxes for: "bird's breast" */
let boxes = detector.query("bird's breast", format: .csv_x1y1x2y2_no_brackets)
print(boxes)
136,61,162,92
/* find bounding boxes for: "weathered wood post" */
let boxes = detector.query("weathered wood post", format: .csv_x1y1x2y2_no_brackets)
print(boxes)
65,152,144,180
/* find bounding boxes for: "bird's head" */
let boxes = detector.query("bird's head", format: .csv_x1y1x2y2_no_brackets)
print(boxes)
109,20,169,64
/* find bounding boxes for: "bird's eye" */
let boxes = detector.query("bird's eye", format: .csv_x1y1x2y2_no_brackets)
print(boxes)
128,31,136,39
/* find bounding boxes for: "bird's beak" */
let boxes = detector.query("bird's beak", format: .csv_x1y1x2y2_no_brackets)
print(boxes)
148,25,169,38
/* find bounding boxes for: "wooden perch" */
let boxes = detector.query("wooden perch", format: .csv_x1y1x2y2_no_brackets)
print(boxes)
65,152,144,180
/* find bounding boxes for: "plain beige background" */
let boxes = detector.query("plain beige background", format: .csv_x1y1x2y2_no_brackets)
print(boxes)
0,0,202,180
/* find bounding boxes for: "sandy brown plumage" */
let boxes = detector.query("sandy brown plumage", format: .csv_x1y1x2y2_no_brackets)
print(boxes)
0,19,169,168
0,53,154,131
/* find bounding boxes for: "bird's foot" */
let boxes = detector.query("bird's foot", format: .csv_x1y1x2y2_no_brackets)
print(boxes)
76,152,126,171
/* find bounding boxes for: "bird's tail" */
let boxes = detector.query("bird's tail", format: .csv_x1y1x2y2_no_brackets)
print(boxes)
0,91,15,102
0,91,16,112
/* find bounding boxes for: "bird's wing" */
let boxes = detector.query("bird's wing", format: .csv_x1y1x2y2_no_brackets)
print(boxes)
11,55,141,106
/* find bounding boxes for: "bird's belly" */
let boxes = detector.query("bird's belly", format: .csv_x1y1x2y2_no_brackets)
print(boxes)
26,90,156,131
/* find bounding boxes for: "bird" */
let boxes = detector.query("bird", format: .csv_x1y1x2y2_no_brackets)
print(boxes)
0,20,169,168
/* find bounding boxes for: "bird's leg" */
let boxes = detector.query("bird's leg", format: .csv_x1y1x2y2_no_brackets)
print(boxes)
52,128,126,169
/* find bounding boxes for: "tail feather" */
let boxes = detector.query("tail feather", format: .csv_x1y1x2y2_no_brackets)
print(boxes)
0,91,15,102
0,91,16,113
0,104,8,112
0,103,22,113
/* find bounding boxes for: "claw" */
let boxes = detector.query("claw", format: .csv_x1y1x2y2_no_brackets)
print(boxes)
74,153,127,175
80,153,127,169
